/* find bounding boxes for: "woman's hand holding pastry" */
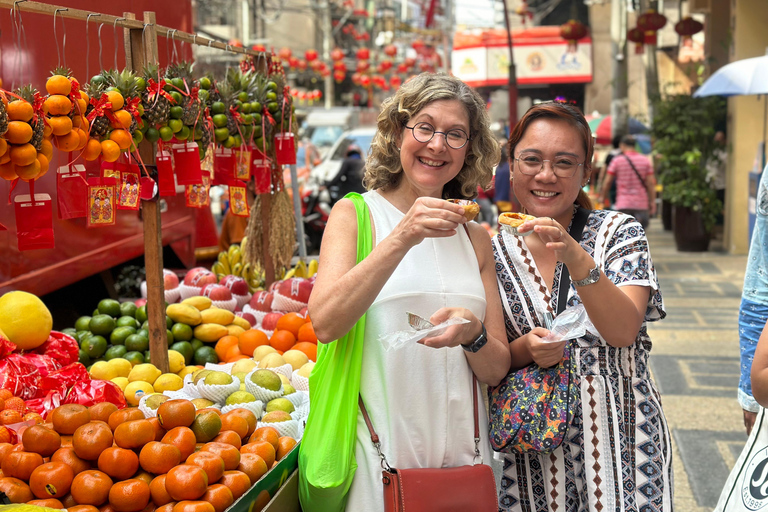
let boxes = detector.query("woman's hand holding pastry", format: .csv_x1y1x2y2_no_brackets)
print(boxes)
525,327,566,367
419,307,478,349
392,197,466,248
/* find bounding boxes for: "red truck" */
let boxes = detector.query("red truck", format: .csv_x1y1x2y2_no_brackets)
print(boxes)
0,0,216,298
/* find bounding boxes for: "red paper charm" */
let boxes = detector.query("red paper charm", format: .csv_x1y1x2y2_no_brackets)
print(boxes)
274,133,296,165
229,180,250,217
156,150,176,197
234,146,253,181
213,147,236,186
252,153,272,194
185,171,210,208
118,167,140,211
87,177,117,228
56,164,87,220
14,193,54,251
173,142,203,185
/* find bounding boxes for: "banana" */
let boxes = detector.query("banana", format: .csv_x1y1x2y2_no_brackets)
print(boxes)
228,244,240,260
293,260,307,278
283,267,296,280
211,261,225,276
232,262,243,276
217,252,231,275
230,249,241,269
241,235,248,247
242,263,252,281
308,259,319,277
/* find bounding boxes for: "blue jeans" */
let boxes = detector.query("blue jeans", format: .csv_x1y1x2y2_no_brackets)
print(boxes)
739,298,768,412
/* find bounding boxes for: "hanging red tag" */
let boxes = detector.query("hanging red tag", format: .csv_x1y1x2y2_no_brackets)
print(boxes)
234,146,253,181
100,160,122,180
156,150,176,197
213,147,235,186
14,193,54,251
140,176,157,201
228,180,250,217
56,164,87,220
252,153,271,194
118,167,140,211
87,177,117,228
274,132,296,165
173,142,203,185
185,171,210,208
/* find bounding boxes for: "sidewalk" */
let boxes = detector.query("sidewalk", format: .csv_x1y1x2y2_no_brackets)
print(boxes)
645,218,747,512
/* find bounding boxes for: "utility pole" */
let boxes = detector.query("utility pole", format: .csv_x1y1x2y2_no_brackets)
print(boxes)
442,0,453,74
322,1,334,108
610,0,629,140
500,0,518,126
640,0,660,126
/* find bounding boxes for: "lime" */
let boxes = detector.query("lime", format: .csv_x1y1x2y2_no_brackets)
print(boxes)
74,316,92,331
137,328,149,339
241,103,252,114
266,81,278,92
200,77,211,90
90,315,116,336
135,77,147,91
198,89,210,102
124,351,145,366
194,346,219,365
145,350,151,362
110,326,137,345
171,323,193,342
233,135,242,147
171,341,194,364
98,299,122,317
105,345,128,360
169,106,183,119
190,338,204,352
163,81,174,92
119,302,138,318
146,127,160,143
142,320,149,330
171,77,184,90
212,114,228,128
82,335,108,359
132,130,144,144
75,330,92,343
136,305,148,324
159,126,174,142
214,127,230,142
267,102,279,114
92,308,100,316
166,329,175,346
116,316,140,328
211,102,226,115
170,91,183,104
62,327,77,336
242,114,253,124
251,104,262,115
223,136,235,149
167,316,174,329
237,91,249,102
125,334,150,353
265,91,277,102
78,349,92,366
177,125,190,141
233,100,243,111
168,119,183,133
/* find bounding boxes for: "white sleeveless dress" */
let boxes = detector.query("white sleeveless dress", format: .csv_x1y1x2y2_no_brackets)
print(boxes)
345,189,493,511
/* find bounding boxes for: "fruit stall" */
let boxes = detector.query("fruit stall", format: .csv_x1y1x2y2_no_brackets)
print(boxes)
0,1,317,511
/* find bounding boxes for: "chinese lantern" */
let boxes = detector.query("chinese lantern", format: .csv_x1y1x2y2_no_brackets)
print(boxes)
228,39,243,48
674,16,703,43
331,48,345,61
313,90,322,100
389,75,402,89
252,44,266,53
360,75,371,87
356,32,371,41
305,49,319,62
379,60,393,72
298,91,307,101
627,27,645,54
297,59,308,71
353,8,368,17
278,47,292,60
396,63,409,74
351,73,362,85
288,56,300,68
560,19,588,51
333,61,347,72
310,59,323,71
384,44,397,57
404,57,416,68
321,68,331,78
412,39,426,53
356,48,370,60
356,60,370,72
637,10,667,46
333,70,346,83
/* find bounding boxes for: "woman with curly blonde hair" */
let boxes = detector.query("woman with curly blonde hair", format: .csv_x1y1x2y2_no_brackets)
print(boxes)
303,72,509,512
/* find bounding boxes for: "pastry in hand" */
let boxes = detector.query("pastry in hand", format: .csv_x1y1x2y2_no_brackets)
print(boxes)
447,199,480,222
498,212,536,236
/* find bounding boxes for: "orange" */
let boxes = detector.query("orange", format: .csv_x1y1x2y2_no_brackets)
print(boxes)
200,442,240,471
22,424,61,457
89,403,118,424
48,114,73,136
139,441,181,475
186,451,225,484
202,484,233,512
112,110,133,130
0,389,12,401
275,312,307,338
165,464,208,501
55,131,80,152
0,476,33,503
149,474,173,506
75,128,88,150
62,492,78,507
155,504,177,512
297,322,317,343
275,436,297,461
252,490,271,512
7,101,33,122
114,419,155,450
73,421,114,460
51,404,91,435
292,341,317,361
173,502,215,512
249,427,279,452
157,400,196,430
107,408,145,432
36,153,50,179
46,75,73,95
97,446,139,481
75,98,88,115
161,427,197,460
29,461,75,498
0,162,17,181
226,409,257,438
5,120,33,144
1,450,44,480
71,470,113,506
219,413,249,440
218,471,250,500
147,417,166,441
109,479,150,512
28,498,64,508
41,138,54,160
239,440,275,469
237,330,268,356
133,470,154,485
69,506,101,512
214,336,239,362
83,138,102,161
211,430,241,450
268,330,296,353
236,453,267,485
16,159,41,181
0,442,13,464
0,137,8,156
101,139,121,162
9,143,36,166
224,344,242,362
44,95,73,116
105,91,124,112
109,129,133,150
51,447,91,475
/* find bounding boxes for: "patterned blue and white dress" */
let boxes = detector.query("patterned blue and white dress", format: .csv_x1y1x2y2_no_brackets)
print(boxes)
492,208,671,512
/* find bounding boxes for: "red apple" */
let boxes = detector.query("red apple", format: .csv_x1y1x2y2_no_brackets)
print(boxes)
299,306,309,318
261,311,285,331
163,269,180,290
276,278,313,304
236,311,256,328
134,298,147,307
201,284,233,301
249,291,274,312
184,267,217,288
220,275,250,296
268,280,282,293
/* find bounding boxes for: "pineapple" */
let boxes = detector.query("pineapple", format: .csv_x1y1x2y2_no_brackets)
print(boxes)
85,73,110,138
167,61,202,125
141,64,170,127
0,96,9,136
105,69,140,133
15,85,43,150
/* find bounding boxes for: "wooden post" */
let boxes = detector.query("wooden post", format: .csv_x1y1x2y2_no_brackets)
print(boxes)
124,11,169,374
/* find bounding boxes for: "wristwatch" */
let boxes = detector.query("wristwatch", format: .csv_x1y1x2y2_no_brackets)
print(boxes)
461,323,488,353
572,262,601,287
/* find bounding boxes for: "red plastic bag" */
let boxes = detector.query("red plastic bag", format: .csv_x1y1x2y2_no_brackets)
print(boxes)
39,363,90,397
24,353,61,378
25,391,63,419
32,331,80,366
64,379,126,409
0,353,41,399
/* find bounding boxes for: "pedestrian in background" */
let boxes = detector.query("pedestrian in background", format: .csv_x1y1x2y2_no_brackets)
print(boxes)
599,134,656,228
493,140,511,213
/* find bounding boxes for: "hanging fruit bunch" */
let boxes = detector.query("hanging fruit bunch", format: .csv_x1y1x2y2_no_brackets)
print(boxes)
140,63,173,148
210,68,257,150
164,62,212,159
84,69,140,162
44,68,85,156
1,85,49,182
250,72,279,158
0,92,12,181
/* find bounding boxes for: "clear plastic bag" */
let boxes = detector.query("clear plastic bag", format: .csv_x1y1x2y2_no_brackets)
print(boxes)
541,304,596,343
379,317,471,351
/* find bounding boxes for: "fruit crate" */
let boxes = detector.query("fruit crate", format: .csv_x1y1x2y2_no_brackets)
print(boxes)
227,440,300,512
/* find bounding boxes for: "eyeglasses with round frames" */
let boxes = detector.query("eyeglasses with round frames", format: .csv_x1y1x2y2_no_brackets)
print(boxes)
514,151,584,178
405,122,471,150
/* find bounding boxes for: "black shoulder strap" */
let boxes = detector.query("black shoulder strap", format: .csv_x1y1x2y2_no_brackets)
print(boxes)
621,154,649,199
556,207,590,314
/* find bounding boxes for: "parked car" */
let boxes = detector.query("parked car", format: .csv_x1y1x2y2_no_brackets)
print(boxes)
308,126,377,186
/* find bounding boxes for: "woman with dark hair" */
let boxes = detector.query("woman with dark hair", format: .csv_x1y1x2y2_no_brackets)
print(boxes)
492,102,670,511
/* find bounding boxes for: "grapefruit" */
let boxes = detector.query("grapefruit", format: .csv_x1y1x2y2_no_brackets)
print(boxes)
0,291,53,350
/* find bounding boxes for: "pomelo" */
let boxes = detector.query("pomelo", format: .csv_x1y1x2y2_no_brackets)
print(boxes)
0,291,53,350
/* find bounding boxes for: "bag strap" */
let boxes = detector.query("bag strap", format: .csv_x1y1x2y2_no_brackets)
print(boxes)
360,375,481,470
556,207,590,315
621,154,649,201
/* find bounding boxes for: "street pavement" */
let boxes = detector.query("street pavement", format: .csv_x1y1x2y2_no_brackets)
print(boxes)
645,218,747,512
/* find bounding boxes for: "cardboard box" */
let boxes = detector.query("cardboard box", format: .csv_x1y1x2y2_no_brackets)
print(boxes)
225,441,300,512
263,469,300,512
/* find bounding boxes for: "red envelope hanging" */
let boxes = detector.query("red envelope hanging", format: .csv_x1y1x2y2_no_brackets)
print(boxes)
274,132,296,165
185,171,210,208
140,176,157,201
14,193,54,251
100,160,122,180
228,180,250,217
118,167,140,211
56,164,87,220
156,150,176,197
213,147,235,186
252,153,272,194
173,142,203,185
87,177,117,228
234,146,253,181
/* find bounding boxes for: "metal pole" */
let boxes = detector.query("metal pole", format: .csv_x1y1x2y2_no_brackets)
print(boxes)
290,164,308,260
610,0,629,139
500,0,518,126
322,1,334,108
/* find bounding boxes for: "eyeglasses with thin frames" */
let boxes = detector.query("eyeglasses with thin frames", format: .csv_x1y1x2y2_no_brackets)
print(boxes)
405,122,471,150
514,151,584,178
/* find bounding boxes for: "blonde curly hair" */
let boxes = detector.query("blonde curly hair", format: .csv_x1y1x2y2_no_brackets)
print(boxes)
362,73,500,199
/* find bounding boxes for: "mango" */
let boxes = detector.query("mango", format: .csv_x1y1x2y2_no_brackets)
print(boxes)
230,315,251,330
193,323,229,343
200,307,235,326
225,324,246,337
166,303,203,326
181,296,213,311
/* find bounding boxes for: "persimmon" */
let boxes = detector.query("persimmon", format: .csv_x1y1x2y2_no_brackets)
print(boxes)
0,476,33,503
240,440,275,469
139,441,181,475
218,470,251,500
236,453,267,485
149,474,173,507
161,427,197,460
114,419,155,450
51,447,91,475
211,430,242,450
1,450,43,480
73,421,114,460
157,400,196,430
219,414,248,440
50,404,91,435
200,442,240,471
89,402,118,423
186,451,225,484
165,464,208,501
109,478,150,512
29,461,75,499
97,446,139,481
202,484,233,512
70,469,113,506
107,408,145,432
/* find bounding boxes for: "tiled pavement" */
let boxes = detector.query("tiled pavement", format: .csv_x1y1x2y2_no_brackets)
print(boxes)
645,219,747,512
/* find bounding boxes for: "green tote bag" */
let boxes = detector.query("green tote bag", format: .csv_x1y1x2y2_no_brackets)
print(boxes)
298,192,372,512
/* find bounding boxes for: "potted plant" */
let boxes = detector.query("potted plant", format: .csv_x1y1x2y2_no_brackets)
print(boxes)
650,93,726,251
